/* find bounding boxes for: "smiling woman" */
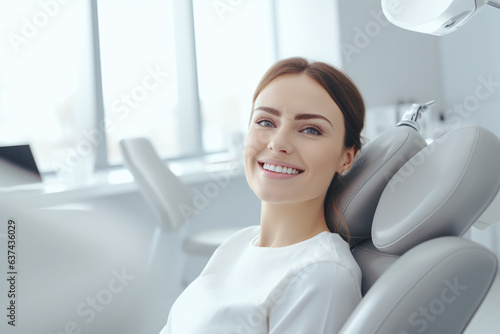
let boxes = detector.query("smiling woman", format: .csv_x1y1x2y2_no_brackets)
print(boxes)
159,57,365,334
246,73,351,212
247,57,365,240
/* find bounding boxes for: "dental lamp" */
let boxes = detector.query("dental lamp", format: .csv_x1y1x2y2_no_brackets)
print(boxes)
381,0,500,35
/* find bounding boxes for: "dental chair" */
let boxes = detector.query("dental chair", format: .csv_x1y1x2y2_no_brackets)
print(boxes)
333,102,500,334
119,138,241,282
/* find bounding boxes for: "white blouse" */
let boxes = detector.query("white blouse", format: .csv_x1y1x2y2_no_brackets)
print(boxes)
160,225,362,334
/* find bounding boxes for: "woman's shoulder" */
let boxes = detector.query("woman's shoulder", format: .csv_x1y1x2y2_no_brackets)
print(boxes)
269,232,362,303
298,232,361,282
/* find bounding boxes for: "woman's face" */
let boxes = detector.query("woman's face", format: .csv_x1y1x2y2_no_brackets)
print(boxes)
244,73,355,204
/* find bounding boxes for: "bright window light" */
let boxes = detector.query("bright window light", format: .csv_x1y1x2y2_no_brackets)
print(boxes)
0,0,94,172
0,0,279,175
97,0,180,165
192,0,277,153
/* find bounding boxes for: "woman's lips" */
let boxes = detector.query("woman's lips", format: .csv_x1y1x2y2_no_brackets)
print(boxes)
258,162,304,179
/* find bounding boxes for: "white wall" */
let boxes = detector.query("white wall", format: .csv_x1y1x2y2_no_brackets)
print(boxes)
438,5,500,255
337,0,444,112
274,0,343,66
439,6,500,133
273,0,444,112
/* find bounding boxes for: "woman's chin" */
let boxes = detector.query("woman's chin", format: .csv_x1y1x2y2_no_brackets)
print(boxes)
254,190,304,204
255,191,293,204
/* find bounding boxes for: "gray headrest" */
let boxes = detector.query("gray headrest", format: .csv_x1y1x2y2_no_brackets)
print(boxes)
373,125,500,255
333,125,427,244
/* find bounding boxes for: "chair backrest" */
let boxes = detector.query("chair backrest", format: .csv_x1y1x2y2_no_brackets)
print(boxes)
336,124,500,333
119,137,194,232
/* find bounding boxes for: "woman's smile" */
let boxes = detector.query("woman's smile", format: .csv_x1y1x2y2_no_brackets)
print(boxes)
257,160,305,179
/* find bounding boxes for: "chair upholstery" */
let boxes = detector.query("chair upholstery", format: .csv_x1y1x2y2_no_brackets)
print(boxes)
373,125,500,255
335,122,500,333
351,239,400,294
341,236,497,334
332,125,427,245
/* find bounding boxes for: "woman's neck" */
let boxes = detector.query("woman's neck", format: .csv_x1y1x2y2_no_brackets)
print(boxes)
257,197,330,248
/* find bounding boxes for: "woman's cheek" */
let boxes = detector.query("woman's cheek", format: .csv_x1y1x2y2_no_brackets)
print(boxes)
243,130,259,158
310,143,341,178
244,128,272,157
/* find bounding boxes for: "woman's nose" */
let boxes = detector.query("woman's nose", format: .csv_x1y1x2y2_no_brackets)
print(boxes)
267,128,294,154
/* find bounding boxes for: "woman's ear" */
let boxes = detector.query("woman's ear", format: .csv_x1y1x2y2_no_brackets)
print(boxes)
337,146,359,174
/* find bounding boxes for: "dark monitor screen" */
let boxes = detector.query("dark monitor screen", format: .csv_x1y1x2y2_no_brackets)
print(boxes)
0,144,42,185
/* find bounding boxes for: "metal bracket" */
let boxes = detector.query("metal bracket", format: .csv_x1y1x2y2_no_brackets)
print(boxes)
397,100,435,131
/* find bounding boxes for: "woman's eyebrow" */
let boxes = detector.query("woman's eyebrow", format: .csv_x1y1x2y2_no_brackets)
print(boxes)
254,106,281,116
295,113,333,127
254,106,333,127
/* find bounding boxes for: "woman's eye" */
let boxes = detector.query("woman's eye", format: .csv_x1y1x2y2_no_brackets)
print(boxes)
257,120,274,127
302,127,322,135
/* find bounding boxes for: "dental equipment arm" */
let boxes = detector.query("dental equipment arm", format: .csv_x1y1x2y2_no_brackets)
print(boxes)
397,100,435,131
381,0,500,35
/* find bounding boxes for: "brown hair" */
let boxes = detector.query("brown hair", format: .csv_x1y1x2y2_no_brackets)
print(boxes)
251,57,365,239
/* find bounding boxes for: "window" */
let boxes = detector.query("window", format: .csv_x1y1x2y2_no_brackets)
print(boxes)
98,0,278,164
0,0,94,174
0,0,279,176
97,0,183,165
192,0,277,153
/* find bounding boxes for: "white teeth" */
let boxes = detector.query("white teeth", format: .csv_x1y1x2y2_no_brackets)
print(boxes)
262,163,301,175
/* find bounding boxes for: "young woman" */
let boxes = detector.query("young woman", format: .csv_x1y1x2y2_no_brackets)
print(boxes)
160,57,365,333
